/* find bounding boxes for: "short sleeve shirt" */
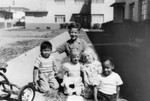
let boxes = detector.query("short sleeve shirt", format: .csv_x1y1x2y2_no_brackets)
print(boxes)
56,38,88,56
96,72,123,95
34,55,57,74
62,62,81,77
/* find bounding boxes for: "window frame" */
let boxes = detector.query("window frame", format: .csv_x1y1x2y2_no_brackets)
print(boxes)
54,0,65,5
55,15,65,23
92,0,104,4
129,2,135,21
139,0,148,21
91,14,104,24
74,0,85,5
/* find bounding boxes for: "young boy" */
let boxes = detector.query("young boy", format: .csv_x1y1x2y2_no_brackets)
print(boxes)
33,41,59,95
61,48,83,96
94,56,123,101
56,23,88,57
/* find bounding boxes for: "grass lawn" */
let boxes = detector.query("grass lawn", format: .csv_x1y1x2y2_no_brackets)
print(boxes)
0,29,67,62
0,28,92,62
0,28,94,101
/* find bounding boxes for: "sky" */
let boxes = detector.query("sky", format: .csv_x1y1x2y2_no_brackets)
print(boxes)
0,0,43,10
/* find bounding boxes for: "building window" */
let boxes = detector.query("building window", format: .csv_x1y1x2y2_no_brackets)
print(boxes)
92,14,104,24
74,0,84,5
55,15,65,23
140,0,147,20
129,3,135,21
92,0,104,3
55,0,65,5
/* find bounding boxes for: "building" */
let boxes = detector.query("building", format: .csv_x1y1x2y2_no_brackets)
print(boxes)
111,0,149,22
0,7,29,26
25,10,49,29
25,0,115,29
0,10,12,29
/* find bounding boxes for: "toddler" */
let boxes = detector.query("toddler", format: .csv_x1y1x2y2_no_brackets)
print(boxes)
94,56,123,101
81,48,102,98
82,47,102,86
61,49,83,96
33,41,59,95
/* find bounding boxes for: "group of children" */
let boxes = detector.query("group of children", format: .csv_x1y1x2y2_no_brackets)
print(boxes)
33,23,123,101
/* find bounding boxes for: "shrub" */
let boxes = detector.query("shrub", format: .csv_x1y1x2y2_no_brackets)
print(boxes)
60,23,69,29
47,27,51,29
92,23,101,29
36,27,40,29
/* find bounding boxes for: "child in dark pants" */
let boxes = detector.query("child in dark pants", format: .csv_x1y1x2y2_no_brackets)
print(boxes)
94,56,123,101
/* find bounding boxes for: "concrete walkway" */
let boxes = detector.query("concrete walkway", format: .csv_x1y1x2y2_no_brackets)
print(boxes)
0,27,24,31
5,31,70,101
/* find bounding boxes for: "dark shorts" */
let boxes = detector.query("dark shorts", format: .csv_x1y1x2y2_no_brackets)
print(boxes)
97,91,117,101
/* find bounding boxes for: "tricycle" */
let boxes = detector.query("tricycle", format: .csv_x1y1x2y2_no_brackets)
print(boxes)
0,62,35,101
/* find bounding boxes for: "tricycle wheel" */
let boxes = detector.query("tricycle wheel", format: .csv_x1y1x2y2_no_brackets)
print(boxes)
0,83,12,99
0,72,12,99
18,85,35,101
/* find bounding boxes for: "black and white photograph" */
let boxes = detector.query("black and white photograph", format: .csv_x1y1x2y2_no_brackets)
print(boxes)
0,0,149,101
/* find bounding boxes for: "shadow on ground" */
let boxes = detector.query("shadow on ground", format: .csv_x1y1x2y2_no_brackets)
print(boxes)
0,98,18,101
86,21,150,101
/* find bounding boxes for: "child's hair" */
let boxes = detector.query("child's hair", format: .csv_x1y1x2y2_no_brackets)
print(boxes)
82,47,98,62
70,48,80,58
68,22,80,32
101,56,114,66
40,41,52,52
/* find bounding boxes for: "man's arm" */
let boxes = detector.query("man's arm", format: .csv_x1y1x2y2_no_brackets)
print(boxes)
52,43,66,54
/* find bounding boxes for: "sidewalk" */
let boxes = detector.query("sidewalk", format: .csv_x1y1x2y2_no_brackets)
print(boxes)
0,26,24,31
5,31,70,101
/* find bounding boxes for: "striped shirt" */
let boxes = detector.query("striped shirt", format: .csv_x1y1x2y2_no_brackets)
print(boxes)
34,55,57,74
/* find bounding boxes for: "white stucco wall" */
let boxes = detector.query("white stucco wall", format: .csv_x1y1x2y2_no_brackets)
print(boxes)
26,0,116,28
13,11,25,19
45,0,85,23
91,0,115,23
25,16,47,23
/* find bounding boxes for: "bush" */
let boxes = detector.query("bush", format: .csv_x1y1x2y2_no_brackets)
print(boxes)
47,27,51,29
92,23,101,29
60,23,69,29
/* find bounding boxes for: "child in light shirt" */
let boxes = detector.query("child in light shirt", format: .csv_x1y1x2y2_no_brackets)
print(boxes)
61,49,83,96
94,56,123,101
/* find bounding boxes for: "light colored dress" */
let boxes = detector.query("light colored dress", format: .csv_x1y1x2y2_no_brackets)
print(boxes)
82,61,102,86
62,62,83,95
